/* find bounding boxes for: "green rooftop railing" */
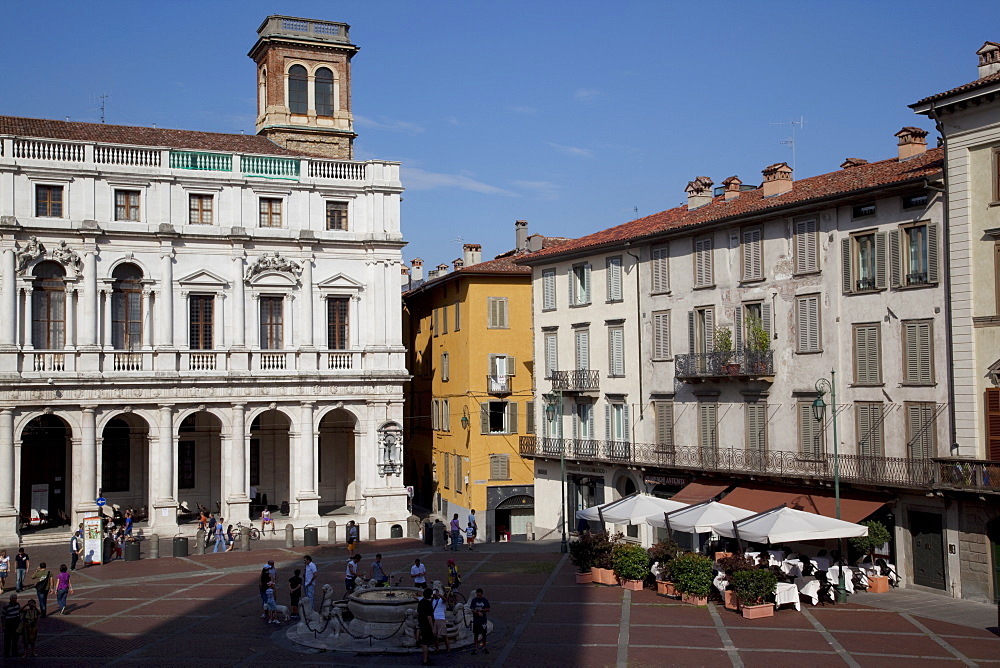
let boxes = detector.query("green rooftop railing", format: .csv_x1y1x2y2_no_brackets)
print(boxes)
169,151,232,172
241,155,300,180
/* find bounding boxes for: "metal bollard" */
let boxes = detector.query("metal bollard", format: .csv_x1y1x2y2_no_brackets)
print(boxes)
368,516,378,541
240,529,250,552
328,520,337,545
149,534,159,559
285,524,295,549
195,529,206,555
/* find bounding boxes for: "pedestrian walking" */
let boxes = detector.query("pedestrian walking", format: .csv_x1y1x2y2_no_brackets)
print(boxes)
0,550,8,591
30,563,50,617
469,587,491,655
410,558,427,587
346,520,359,555
124,509,134,538
417,588,435,666
14,548,28,592
19,598,39,658
468,509,478,543
446,559,461,592
288,568,302,619
213,517,226,553
69,531,82,571
345,554,362,596
368,553,389,587
466,523,476,550
303,555,317,607
2,594,20,658
225,524,235,552
449,514,461,551
430,587,450,654
53,564,73,615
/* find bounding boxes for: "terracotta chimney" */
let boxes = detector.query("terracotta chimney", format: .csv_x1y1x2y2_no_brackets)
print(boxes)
685,176,714,210
721,176,742,202
410,258,423,282
515,220,529,251
978,41,1000,78
401,265,410,287
436,263,449,276
463,243,482,267
895,127,928,160
840,158,869,169
761,163,793,197
453,257,465,271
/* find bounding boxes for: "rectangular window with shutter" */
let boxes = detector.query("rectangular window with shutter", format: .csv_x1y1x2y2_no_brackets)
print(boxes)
651,245,669,294
115,189,141,221
746,402,767,453
433,308,438,337
188,193,213,225
526,401,535,434
607,402,629,443
795,295,820,353
902,320,933,384
906,402,936,458
441,305,448,334
845,231,887,293
794,218,818,274
739,301,772,352
544,332,558,379
454,301,461,331
654,401,674,450
853,323,882,385
741,227,763,281
442,398,450,432
608,326,625,377
455,456,463,492
490,454,511,480
986,388,1000,461
698,403,717,450
652,310,671,360
690,307,715,354
487,297,508,329
570,263,592,306
694,236,714,288
798,402,824,457
895,223,938,287
441,352,449,382
542,269,557,311
574,329,589,371
606,256,623,301
432,399,440,431
326,200,348,230
856,402,885,456
443,452,450,489
259,197,282,228
481,401,514,434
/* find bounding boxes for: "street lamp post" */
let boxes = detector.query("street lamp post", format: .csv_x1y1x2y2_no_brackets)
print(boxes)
813,371,847,604
545,391,568,554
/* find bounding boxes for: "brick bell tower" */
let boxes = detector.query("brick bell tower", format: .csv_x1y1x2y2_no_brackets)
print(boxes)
248,15,358,159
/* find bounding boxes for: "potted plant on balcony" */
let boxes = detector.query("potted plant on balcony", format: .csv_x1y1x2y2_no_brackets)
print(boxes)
850,520,892,593
613,543,650,591
569,533,596,584
649,538,681,597
714,326,738,375
731,568,778,619
671,552,714,605
745,314,770,374
718,553,756,610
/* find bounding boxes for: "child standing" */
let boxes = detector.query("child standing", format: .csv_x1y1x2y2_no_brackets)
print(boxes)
466,522,476,550
346,520,359,556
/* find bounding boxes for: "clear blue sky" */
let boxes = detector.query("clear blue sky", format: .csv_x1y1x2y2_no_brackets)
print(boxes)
3,1,997,266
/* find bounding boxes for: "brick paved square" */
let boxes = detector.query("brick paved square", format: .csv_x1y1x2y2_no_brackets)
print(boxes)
536,601,620,625
811,609,924,632
521,622,620,644
629,645,729,666
913,616,1000,639
726,627,831,651
546,584,627,603
832,631,953,657
507,643,619,666
719,608,815,629
738,650,845,667
851,655,964,667
936,635,1000,661
629,603,713,626
632,625,724,648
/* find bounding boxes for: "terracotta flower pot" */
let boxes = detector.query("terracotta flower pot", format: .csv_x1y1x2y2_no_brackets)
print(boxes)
867,575,890,593
681,593,708,606
603,569,619,586
714,552,732,562
724,590,740,611
741,603,774,619
575,571,593,584
656,581,679,597
622,579,643,591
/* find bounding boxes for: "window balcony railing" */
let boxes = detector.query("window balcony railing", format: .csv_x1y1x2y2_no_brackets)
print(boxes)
550,369,601,392
328,351,355,370
856,277,877,291
674,351,774,381
258,352,288,371
112,352,143,371
32,352,66,372
188,352,218,371
487,374,511,394
518,436,1000,493
906,271,929,286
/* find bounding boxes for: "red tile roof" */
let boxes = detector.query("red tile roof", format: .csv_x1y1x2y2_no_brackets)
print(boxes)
911,71,1000,106
519,149,943,263
0,115,301,156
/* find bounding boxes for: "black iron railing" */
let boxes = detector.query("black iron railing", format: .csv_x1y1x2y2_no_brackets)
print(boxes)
550,369,601,392
674,351,773,380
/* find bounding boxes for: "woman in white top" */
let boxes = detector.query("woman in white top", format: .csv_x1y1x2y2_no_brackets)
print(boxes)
0,550,9,591
261,508,275,534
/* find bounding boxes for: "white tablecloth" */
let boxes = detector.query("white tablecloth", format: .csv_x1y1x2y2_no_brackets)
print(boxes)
774,582,801,611
859,562,900,585
781,559,803,577
767,550,785,566
795,576,820,605
812,556,832,571
713,572,728,596
825,565,856,594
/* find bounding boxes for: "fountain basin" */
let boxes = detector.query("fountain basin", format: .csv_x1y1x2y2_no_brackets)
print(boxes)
347,587,422,627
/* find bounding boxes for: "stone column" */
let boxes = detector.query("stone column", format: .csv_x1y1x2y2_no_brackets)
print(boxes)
64,288,76,349
0,409,17,544
226,403,250,522
300,254,314,347
285,295,295,351
158,251,174,347
74,406,99,525
102,289,113,349
142,290,153,348
151,404,177,530
296,401,319,519
0,250,16,347
80,251,98,347
232,254,246,347
20,289,32,349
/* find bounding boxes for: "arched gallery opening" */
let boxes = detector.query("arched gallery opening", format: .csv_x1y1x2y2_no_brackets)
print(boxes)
178,412,222,513
318,408,355,514
19,415,72,528
100,415,150,517
250,409,291,514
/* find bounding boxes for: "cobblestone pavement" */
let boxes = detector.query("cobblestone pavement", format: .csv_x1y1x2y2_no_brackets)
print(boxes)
1,538,997,666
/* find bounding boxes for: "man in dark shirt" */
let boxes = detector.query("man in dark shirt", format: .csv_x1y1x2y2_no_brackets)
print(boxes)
469,588,491,655
2,594,21,658
14,549,29,592
416,588,435,666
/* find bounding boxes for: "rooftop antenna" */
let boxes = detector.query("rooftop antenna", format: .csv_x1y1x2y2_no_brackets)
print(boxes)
98,93,110,124
771,116,805,171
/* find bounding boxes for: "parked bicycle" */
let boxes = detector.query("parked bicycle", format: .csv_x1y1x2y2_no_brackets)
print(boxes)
233,521,261,541
444,584,466,610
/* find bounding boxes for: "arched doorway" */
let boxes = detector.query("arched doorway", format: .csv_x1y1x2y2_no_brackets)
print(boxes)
615,473,639,539
494,493,535,541
318,408,355,514
20,415,72,527
177,412,222,514
250,410,291,516
101,415,150,519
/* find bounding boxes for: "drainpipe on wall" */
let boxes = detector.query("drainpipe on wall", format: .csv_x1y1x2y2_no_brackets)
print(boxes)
625,242,643,442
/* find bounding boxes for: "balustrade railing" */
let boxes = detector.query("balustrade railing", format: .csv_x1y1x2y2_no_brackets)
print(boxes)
308,159,366,180
189,353,217,371
259,352,287,370
95,145,160,167
169,150,232,172
675,350,774,380
32,352,66,372
550,369,601,392
328,351,355,370
14,139,85,162
113,352,143,371
240,155,300,180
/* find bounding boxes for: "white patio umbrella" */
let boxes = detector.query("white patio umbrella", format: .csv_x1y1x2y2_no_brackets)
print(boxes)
576,493,687,525
712,505,868,544
646,501,755,534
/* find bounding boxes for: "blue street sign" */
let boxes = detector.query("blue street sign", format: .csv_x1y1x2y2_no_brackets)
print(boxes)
96,497,107,507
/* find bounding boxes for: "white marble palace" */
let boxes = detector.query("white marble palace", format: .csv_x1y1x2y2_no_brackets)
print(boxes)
0,16,410,545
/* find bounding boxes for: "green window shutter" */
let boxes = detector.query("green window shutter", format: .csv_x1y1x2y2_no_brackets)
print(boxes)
480,403,489,434
735,306,744,354
507,355,516,376
870,326,881,384
545,334,558,378
542,270,556,310
604,403,611,441
704,308,715,353
917,322,932,384
799,403,820,457
875,232,888,290
841,237,852,293
455,301,461,331
653,311,670,359
889,229,902,288
507,402,518,434
651,246,669,293
655,401,673,448
795,219,818,273
526,401,535,434
575,330,589,370
907,403,934,459
444,452,450,489
927,223,939,284
688,310,696,354
583,264,592,304
622,404,630,443
567,267,574,304
432,399,439,431
761,302,772,342
904,323,919,383
607,257,622,301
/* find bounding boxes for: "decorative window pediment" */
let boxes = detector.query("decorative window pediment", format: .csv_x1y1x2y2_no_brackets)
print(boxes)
245,252,301,284
316,272,364,293
177,269,229,290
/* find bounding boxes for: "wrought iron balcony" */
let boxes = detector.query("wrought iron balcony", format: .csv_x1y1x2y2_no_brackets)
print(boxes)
487,375,511,394
674,351,773,381
518,436,1000,494
550,369,601,392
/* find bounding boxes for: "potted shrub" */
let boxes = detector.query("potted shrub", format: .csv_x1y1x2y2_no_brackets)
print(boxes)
591,532,621,585
613,543,650,591
717,553,756,611
569,534,595,584
731,568,778,619
745,314,770,373
714,326,738,375
671,552,714,606
649,538,680,597
851,520,892,593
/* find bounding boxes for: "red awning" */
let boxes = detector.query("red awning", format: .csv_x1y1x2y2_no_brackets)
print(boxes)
670,481,732,504
720,483,885,524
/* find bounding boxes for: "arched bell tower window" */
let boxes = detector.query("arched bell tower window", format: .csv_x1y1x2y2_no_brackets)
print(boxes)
315,67,334,116
112,263,143,350
288,65,308,115
32,261,66,349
